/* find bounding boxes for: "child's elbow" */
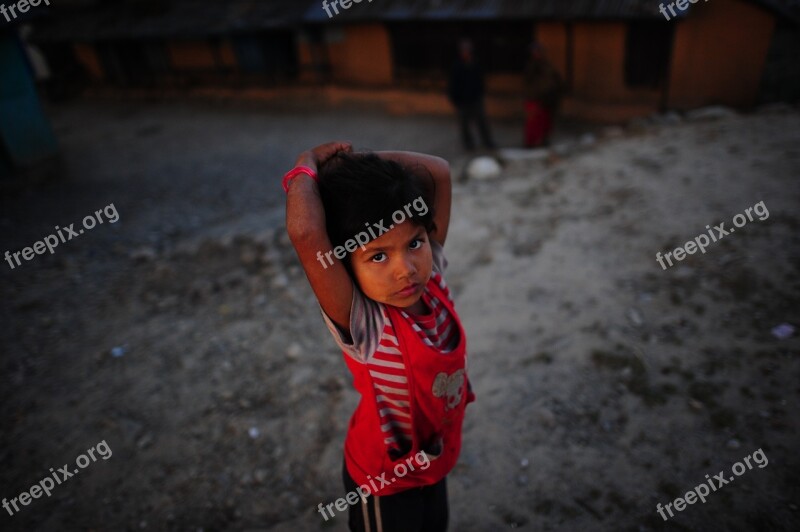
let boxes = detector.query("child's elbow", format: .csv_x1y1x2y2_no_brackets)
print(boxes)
286,224,316,248
430,156,450,180
286,210,315,240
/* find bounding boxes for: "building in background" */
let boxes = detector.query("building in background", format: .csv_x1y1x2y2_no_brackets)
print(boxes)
27,0,800,122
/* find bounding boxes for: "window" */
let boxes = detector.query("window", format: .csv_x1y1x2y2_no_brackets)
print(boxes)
625,21,674,89
389,21,533,84
232,31,297,81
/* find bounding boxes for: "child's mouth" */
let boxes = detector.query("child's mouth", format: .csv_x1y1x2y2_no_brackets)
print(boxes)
396,283,420,298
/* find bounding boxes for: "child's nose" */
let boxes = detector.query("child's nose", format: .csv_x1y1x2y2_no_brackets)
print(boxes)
396,255,417,277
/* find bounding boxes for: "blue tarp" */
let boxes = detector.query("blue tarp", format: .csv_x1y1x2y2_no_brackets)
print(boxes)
0,33,58,169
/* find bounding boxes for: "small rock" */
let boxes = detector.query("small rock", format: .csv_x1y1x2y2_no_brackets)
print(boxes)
651,112,682,125
627,116,651,132
254,469,268,484
688,398,704,410
627,307,644,327
137,432,154,449
520,458,529,469
579,133,597,147
674,265,695,279
287,342,302,361
662,111,683,124
156,295,178,311
240,248,258,266
551,142,573,157
130,247,157,262
685,106,738,122
466,156,503,181
248,427,260,439
638,292,654,303
110,345,127,358
756,102,794,114
601,126,625,139
726,438,741,450
516,474,528,486
497,148,549,162
771,323,795,340
289,367,314,388
534,407,556,428
271,273,289,289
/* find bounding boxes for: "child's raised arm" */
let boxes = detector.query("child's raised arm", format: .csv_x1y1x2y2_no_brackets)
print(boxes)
285,142,354,334
373,151,452,246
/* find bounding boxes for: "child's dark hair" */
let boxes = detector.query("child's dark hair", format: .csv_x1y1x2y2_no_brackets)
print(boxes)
317,152,436,269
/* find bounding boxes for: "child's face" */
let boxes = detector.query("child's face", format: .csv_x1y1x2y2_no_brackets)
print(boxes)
350,220,433,311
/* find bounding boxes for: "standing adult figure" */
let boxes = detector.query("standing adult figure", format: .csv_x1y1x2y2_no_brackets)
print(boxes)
447,39,496,152
523,43,564,148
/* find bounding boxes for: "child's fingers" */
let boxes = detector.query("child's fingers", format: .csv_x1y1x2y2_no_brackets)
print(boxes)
313,141,352,165
327,141,352,156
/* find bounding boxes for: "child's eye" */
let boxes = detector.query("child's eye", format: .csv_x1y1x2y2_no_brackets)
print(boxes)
409,239,423,250
370,252,387,263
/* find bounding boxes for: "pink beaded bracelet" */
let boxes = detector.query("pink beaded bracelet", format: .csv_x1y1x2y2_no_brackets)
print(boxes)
282,166,318,193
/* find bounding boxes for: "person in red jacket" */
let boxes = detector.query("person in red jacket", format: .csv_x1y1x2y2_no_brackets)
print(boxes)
523,43,564,148
284,142,475,531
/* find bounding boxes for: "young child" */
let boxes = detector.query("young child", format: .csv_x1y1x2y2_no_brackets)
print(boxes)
284,141,475,531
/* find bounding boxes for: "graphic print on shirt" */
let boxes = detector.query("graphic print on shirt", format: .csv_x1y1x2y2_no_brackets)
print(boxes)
432,368,466,411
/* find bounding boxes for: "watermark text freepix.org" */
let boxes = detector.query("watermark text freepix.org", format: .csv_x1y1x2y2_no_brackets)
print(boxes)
656,200,768,270
3,440,112,517
659,0,710,21
4,203,119,270
322,0,373,19
656,448,768,521
316,196,428,269
1,0,50,24
317,450,430,521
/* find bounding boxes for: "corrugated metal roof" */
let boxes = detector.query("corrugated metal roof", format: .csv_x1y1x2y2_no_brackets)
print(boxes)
755,0,800,21
304,0,662,23
33,0,312,41
31,0,800,42
305,0,800,23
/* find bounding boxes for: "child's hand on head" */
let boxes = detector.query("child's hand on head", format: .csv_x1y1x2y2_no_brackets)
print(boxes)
286,144,450,332
297,141,353,169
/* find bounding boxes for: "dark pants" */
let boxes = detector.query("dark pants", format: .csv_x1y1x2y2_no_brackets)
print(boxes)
456,102,495,151
343,461,449,532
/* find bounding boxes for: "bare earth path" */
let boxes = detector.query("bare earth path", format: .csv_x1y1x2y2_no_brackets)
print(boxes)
1,101,798,531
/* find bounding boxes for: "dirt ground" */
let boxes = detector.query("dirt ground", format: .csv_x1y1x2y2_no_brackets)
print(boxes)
1,100,798,532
